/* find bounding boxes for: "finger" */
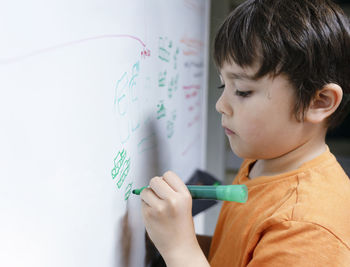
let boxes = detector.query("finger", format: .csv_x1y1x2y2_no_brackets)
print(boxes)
149,176,176,200
162,171,188,193
140,200,153,221
140,187,161,207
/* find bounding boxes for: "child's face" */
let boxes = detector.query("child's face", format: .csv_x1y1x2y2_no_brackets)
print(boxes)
216,60,312,160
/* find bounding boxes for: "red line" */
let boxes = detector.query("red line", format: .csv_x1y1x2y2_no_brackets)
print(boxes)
183,85,200,90
183,50,198,56
180,36,204,49
0,34,147,65
185,91,198,99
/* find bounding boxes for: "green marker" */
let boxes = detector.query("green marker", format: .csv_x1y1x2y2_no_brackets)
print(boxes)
132,184,248,203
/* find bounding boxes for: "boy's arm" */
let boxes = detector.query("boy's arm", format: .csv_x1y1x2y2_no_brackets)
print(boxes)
140,171,210,267
197,234,213,258
247,221,350,266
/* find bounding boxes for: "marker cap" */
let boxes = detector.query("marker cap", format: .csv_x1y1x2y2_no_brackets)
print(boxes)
187,184,248,203
216,185,248,203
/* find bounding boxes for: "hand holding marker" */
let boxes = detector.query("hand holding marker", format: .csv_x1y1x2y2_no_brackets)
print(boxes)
132,183,248,203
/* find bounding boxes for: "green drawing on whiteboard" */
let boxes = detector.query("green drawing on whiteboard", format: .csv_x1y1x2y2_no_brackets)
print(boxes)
157,100,166,120
111,149,127,178
115,72,128,116
167,120,174,139
173,47,179,70
137,133,157,154
129,61,140,102
117,158,130,188
114,61,142,144
131,122,140,132
124,182,133,201
167,110,177,139
158,70,167,87
168,74,179,99
159,47,170,62
171,109,177,121
158,37,171,62
111,148,130,189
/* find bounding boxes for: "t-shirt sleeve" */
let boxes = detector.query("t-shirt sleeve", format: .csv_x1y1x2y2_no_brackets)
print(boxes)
247,221,350,267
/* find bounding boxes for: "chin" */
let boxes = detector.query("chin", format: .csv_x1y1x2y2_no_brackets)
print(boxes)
229,142,261,160
230,144,248,159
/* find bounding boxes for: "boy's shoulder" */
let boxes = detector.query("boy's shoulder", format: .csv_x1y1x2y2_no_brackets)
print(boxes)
291,151,350,246
234,148,350,247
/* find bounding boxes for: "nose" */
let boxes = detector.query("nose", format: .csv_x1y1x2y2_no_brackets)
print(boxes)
216,89,233,116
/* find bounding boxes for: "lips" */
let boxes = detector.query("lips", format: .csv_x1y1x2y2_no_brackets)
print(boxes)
223,126,235,135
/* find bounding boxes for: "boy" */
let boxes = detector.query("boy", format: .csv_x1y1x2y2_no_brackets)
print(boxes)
140,0,350,266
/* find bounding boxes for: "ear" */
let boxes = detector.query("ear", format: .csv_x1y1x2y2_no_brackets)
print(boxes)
305,83,343,124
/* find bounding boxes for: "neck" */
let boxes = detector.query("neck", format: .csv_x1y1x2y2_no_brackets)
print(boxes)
249,135,327,179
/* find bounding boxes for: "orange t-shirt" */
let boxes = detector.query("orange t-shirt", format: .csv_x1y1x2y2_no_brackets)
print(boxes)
209,147,350,266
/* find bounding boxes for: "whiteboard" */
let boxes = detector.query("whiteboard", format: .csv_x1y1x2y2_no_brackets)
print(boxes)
0,0,210,266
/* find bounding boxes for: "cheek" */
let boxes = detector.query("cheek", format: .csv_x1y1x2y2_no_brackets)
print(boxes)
237,106,285,146
239,114,303,158
236,104,271,139
241,120,268,143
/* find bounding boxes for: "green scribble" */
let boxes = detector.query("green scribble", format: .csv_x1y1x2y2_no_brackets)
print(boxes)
171,109,177,121
111,149,127,179
166,110,177,139
124,182,133,201
173,47,179,70
117,158,130,189
115,72,129,115
168,74,179,99
129,61,140,102
114,72,127,105
167,120,174,138
120,131,131,145
138,133,157,154
158,70,167,87
111,148,130,189
131,122,140,132
158,47,170,62
158,37,171,62
157,100,166,120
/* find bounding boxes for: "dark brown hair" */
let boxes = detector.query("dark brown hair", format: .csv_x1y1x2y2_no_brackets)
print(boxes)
214,0,350,129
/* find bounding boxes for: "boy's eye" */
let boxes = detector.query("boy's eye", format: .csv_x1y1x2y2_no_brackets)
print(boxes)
217,84,225,89
235,90,252,97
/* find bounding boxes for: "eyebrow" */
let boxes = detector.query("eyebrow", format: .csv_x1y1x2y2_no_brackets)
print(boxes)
227,72,257,81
